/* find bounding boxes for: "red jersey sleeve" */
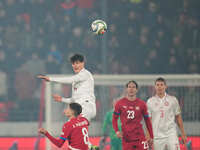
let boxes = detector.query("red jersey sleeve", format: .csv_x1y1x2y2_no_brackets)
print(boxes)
60,123,73,141
142,102,154,139
44,122,73,148
112,101,121,133
45,132,65,148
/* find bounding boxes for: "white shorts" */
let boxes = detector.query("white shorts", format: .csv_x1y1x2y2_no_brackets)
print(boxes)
79,100,96,121
154,134,180,150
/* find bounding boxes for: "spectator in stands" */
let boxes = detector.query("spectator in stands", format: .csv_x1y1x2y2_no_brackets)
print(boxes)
183,87,200,121
46,44,62,74
21,52,46,76
0,61,8,121
0,51,8,99
12,68,38,121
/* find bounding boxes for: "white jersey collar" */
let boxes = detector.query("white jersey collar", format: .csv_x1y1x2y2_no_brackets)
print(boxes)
156,93,167,101
79,68,85,73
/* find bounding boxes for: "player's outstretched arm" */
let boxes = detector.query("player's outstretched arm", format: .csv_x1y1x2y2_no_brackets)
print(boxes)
38,128,47,134
49,72,87,84
37,75,50,81
53,94,72,104
176,114,187,146
38,128,65,148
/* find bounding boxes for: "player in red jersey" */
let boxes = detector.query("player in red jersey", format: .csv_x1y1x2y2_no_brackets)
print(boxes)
39,102,90,150
112,80,154,150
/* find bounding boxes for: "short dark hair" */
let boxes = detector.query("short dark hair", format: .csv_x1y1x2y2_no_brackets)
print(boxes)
126,80,138,89
155,77,166,85
70,54,84,63
69,103,82,117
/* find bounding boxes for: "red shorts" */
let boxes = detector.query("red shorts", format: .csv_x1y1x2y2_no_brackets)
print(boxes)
122,137,149,150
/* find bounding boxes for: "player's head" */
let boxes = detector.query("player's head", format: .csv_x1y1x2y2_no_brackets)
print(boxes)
64,103,82,118
126,80,138,98
70,54,85,73
154,77,167,95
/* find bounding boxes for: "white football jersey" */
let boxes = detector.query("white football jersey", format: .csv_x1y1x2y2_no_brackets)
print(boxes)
49,68,95,104
147,93,181,139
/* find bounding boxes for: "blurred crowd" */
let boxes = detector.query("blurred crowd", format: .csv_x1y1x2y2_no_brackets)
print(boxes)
107,0,200,74
0,0,199,121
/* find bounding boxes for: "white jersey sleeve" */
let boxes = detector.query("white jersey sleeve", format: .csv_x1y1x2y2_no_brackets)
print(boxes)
146,99,152,117
173,97,181,116
49,70,88,84
61,97,73,104
49,68,95,104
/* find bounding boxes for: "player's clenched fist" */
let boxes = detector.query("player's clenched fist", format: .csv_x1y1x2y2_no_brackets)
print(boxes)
116,131,123,138
53,94,62,102
38,128,47,135
37,75,50,81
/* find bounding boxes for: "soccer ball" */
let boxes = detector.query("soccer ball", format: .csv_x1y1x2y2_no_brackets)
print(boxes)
91,20,107,35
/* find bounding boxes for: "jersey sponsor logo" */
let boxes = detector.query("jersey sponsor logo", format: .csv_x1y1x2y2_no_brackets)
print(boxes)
129,106,133,109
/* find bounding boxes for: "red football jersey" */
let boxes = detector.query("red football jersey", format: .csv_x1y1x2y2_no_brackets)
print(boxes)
113,97,150,141
60,116,90,150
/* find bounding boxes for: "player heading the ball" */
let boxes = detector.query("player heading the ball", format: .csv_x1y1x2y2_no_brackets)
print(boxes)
37,53,96,121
